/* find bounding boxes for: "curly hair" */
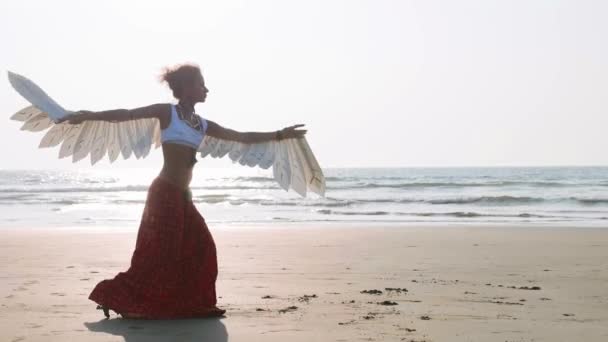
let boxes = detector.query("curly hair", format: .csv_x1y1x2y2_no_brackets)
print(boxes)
159,63,202,99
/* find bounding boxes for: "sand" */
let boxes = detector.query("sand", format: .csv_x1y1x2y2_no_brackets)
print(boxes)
1,224,608,341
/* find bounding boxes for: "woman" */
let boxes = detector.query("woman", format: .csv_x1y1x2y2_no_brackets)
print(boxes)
58,63,306,319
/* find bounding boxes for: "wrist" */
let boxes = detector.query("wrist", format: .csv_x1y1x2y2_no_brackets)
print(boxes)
78,111,95,120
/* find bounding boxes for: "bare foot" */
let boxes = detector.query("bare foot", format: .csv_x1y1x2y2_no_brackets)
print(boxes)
96,304,120,319
96,304,110,318
199,306,226,318
210,307,227,317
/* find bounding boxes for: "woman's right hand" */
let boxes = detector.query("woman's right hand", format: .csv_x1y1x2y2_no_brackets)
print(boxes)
278,124,307,139
55,110,94,124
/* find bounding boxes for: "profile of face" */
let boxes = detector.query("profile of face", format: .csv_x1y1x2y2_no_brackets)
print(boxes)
183,72,209,103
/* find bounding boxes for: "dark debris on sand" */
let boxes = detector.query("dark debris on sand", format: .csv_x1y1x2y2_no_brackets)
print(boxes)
377,300,398,306
420,315,431,320
278,306,298,314
518,286,541,290
298,294,318,303
361,289,383,295
385,287,408,293
489,300,524,306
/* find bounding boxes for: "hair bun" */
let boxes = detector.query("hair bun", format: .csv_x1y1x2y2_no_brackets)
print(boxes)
159,63,201,99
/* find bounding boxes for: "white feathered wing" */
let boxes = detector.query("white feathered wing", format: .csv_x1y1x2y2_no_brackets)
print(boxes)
8,71,325,197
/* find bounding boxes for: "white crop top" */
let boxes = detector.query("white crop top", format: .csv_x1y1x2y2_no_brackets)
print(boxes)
161,104,207,149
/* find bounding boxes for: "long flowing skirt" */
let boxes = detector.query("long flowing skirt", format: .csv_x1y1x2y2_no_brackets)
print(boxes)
88,176,218,319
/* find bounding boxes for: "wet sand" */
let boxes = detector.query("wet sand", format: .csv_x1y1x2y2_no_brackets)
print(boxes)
1,224,607,341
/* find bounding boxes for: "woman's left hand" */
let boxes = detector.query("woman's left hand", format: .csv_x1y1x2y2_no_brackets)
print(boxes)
279,124,307,139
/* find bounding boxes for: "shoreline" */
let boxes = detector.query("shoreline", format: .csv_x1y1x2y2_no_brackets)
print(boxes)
2,220,608,232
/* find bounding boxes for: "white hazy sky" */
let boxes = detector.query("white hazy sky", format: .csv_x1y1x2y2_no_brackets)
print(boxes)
1,0,607,170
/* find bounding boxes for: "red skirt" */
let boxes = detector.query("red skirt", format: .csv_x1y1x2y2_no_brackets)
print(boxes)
88,176,219,319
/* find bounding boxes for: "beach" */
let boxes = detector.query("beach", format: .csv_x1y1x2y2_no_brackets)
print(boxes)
1,224,607,342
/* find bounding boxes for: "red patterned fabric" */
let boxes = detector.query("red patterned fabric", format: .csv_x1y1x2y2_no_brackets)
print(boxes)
88,176,219,319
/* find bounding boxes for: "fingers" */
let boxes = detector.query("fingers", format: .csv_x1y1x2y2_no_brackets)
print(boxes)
284,124,305,130
279,124,307,139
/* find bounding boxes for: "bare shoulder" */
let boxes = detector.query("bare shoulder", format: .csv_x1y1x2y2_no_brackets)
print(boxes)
154,103,172,130
128,103,172,129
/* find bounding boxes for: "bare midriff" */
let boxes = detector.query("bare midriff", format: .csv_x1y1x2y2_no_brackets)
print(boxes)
158,143,198,191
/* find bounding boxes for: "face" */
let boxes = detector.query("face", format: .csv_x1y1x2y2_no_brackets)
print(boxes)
189,72,208,103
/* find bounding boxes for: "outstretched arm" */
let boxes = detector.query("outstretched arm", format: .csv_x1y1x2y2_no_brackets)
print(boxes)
56,103,170,124
206,120,307,144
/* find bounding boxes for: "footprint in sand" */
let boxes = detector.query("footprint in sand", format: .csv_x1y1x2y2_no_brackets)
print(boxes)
50,292,66,296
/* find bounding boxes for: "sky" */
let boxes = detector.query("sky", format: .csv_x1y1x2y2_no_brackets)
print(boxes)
1,0,607,170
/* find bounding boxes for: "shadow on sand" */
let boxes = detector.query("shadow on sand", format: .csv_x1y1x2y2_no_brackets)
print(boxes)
84,316,228,342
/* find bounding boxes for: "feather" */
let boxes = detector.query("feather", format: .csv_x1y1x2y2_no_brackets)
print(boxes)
272,141,291,191
258,140,276,169
117,121,133,159
10,105,42,122
227,141,246,161
130,120,143,158
58,124,84,159
72,120,98,162
211,138,234,158
240,142,268,167
39,123,70,148
7,71,68,122
20,112,53,132
106,122,120,162
152,119,162,148
285,139,307,196
197,135,216,157
286,139,307,197
90,121,109,165
296,138,325,196
140,119,155,158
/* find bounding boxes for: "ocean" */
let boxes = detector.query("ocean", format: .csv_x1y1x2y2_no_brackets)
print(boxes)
0,166,607,229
